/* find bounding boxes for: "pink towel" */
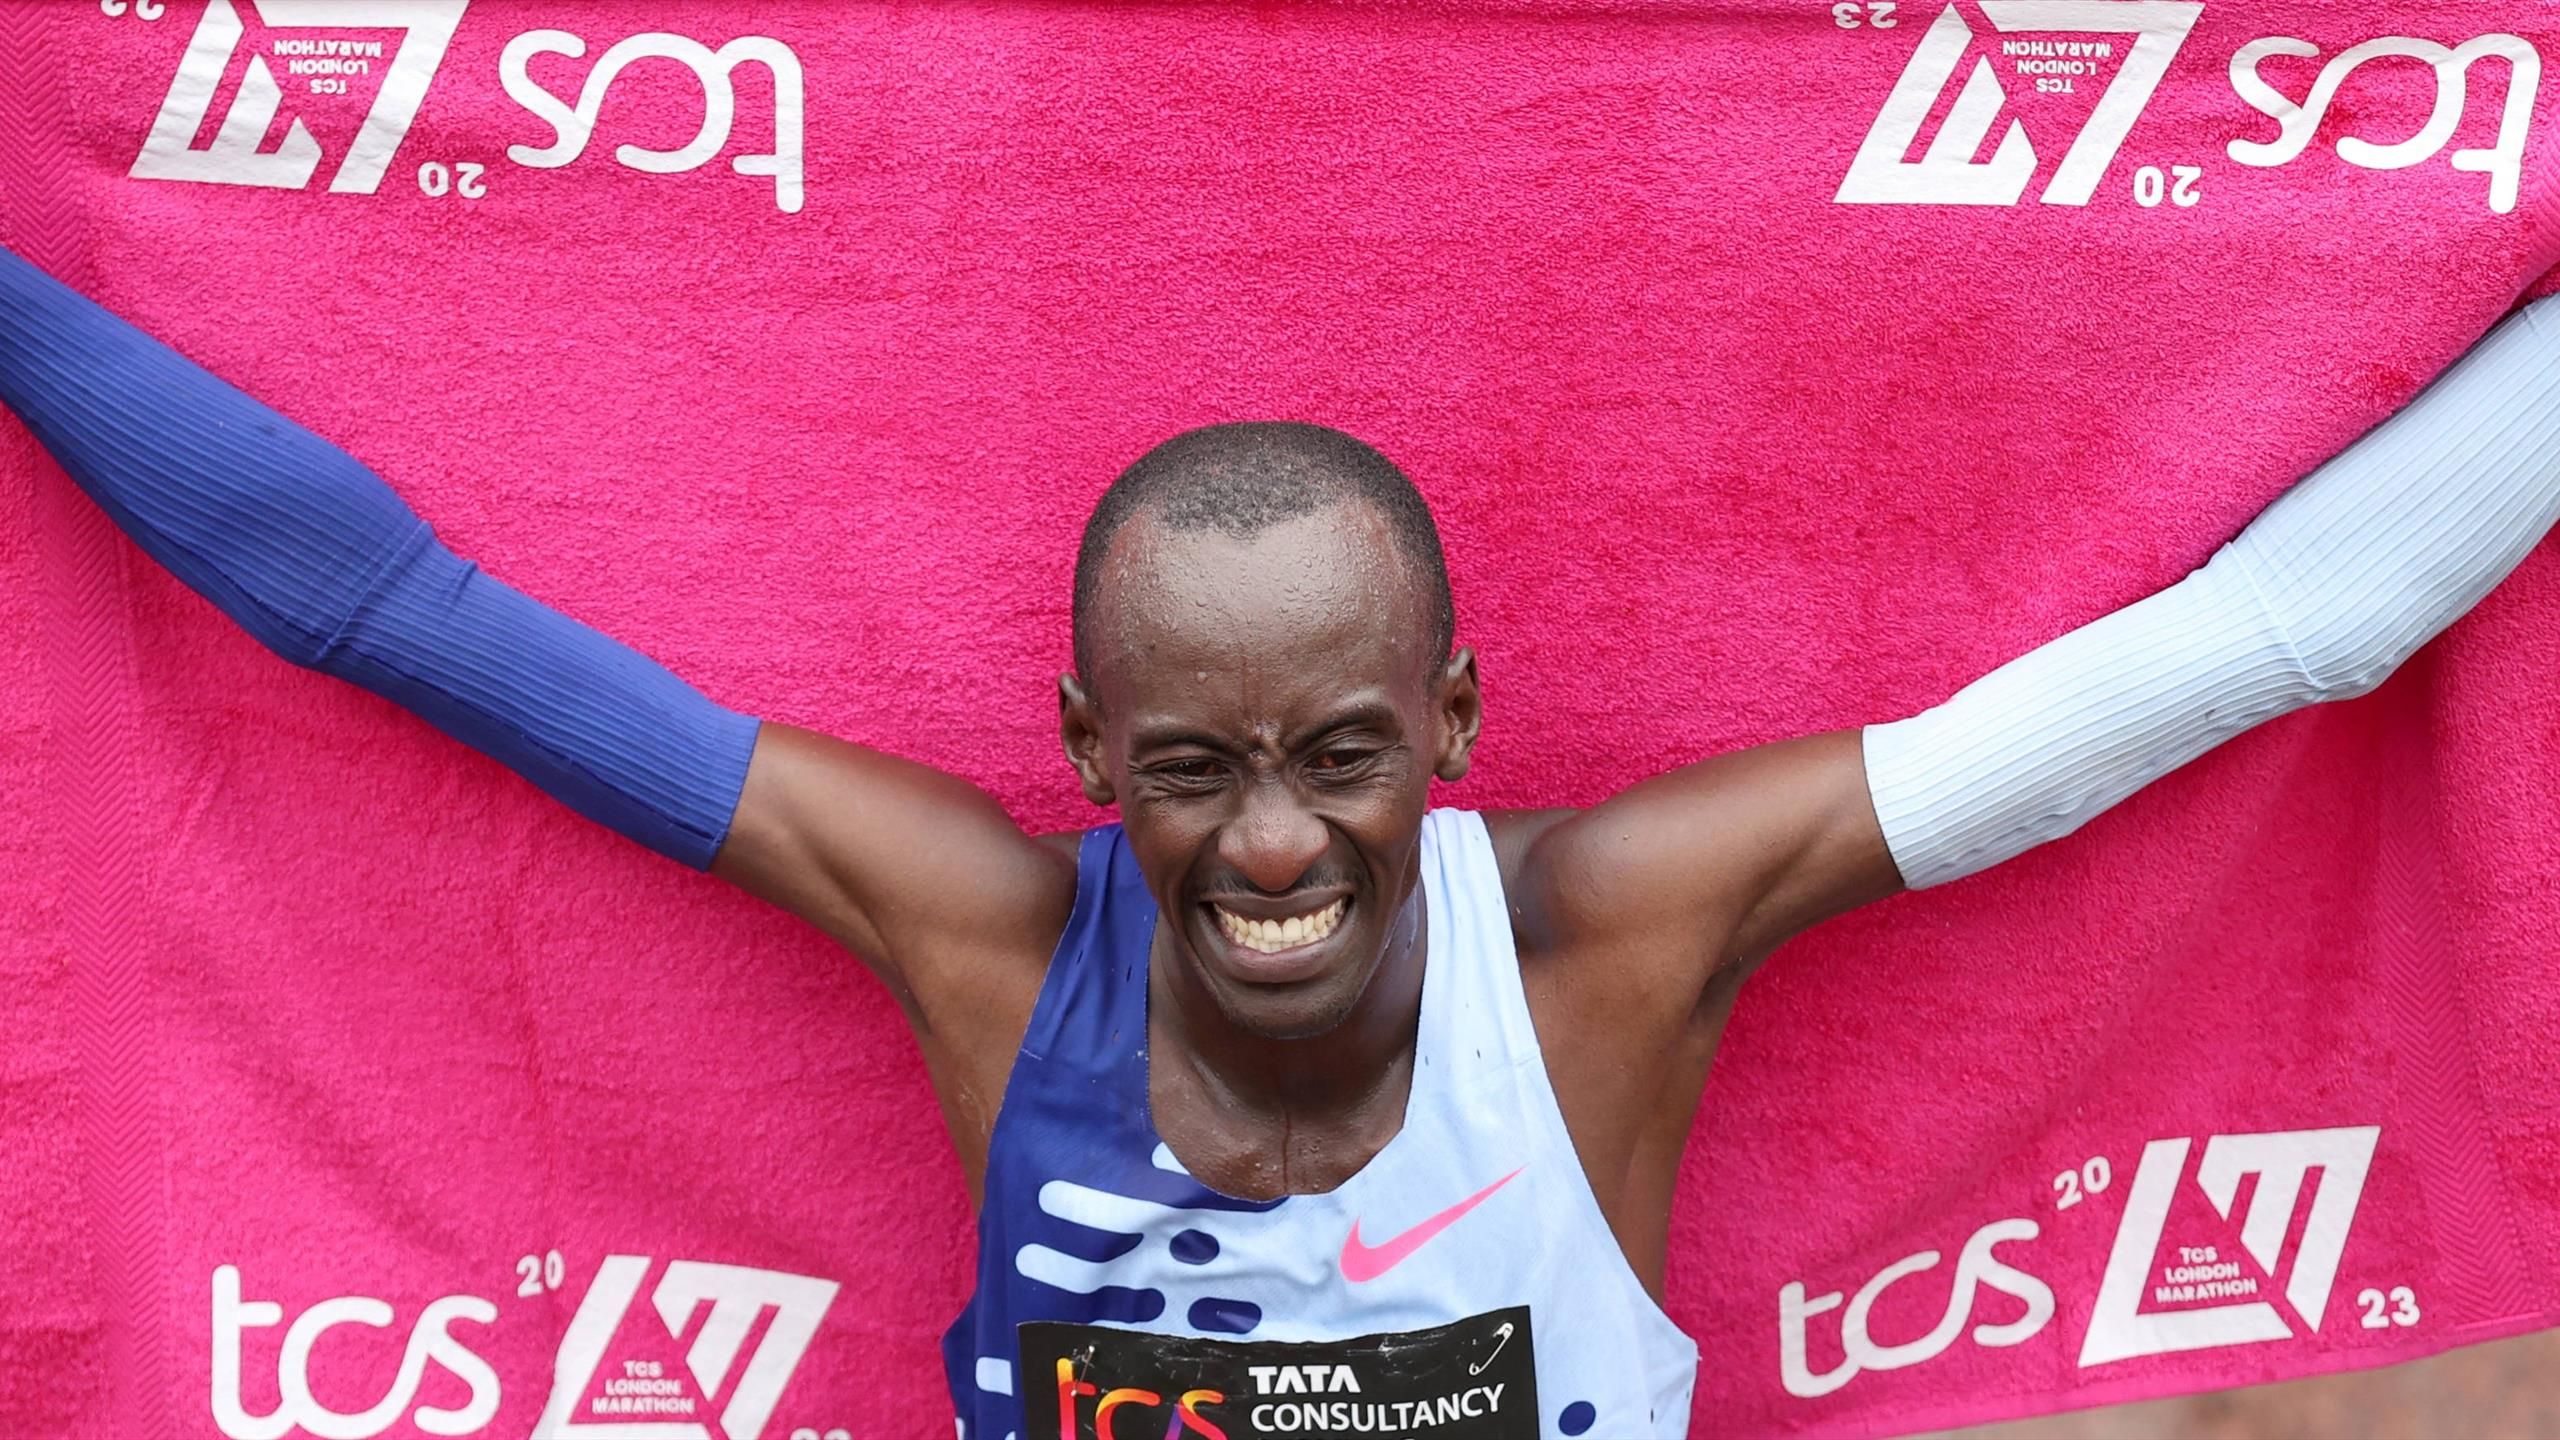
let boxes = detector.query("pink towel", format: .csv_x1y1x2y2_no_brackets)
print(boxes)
5,2,2557,1436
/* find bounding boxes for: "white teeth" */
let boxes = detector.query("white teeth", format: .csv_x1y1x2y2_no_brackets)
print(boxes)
1213,898,1349,955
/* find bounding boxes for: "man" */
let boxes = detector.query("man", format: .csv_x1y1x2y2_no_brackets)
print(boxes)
4,240,2557,1436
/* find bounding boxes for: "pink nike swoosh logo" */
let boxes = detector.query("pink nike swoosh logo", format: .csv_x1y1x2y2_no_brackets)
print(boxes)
1340,1167,1524,1283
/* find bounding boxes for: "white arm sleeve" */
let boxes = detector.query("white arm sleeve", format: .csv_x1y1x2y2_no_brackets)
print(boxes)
1863,296,2560,890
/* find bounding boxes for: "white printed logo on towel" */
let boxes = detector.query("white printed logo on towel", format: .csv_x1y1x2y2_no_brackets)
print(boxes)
1773,1124,2385,1400
1838,5,2541,213
1776,1217,2056,1399
211,1263,500,1440
2225,34,2541,215
1836,2,2203,207
495,30,806,214
207,1254,837,1440
2077,1126,2381,1366
126,1,806,212
533,1254,839,1440
131,0,466,195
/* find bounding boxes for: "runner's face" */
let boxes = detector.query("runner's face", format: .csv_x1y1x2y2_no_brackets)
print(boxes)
1064,502,1478,1040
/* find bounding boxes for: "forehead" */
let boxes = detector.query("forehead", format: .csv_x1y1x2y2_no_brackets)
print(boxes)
1085,502,1436,717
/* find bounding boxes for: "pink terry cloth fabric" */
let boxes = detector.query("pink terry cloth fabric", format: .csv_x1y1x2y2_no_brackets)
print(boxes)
4,2,2560,1436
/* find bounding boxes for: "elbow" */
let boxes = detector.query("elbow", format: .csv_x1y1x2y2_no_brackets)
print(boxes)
185,576,351,674
2304,654,2402,704
2282,592,2443,704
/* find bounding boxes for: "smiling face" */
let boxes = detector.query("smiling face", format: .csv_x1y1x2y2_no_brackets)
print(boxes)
1062,498,1481,1041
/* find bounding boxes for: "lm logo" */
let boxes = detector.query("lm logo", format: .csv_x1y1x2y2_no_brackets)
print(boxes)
1775,1124,2385,1398
1837,2,2202,207
132,0,467,196
1839,4,2540,213
210,1255,837,1440
535,1254,839,1440
130,0,806,212
2079,1125,2380,1365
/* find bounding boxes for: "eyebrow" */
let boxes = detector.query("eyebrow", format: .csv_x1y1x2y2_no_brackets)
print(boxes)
1301,701,1403,743
1127,700,1406,754
1128,724,1235,754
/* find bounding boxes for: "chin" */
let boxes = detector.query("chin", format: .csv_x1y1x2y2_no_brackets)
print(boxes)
1218,985,1367,1042
1187,913,1384,1040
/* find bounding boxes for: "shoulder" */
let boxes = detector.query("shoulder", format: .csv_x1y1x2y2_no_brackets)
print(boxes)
1478,799,1746,987
1474,805,1635,963
1480,806,1580,901
1033,829,1088,863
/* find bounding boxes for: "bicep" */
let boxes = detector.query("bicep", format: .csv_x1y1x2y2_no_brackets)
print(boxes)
1712,729,1907,965
710,721,1074,994
1523,728,1905,992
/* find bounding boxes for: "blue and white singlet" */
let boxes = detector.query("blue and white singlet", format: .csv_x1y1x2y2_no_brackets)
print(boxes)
943,808,1699,1439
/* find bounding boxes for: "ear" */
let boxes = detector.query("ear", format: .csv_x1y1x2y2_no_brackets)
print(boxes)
1431,646,1483,783
1058,671,1117,806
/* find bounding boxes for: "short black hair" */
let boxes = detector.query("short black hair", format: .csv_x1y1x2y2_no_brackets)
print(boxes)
1072,422,1457,680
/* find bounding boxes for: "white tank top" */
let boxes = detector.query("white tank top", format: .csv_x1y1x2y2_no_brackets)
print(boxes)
945,807,1700,1438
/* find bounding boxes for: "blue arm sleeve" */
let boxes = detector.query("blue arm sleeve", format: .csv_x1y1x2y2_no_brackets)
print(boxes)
0,244,760,871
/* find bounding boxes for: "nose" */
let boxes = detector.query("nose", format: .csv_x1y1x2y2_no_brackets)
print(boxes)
1216,778,1330,894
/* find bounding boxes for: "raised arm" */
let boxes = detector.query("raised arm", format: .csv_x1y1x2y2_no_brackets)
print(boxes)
0,245,1067,992
1524,292,2560,990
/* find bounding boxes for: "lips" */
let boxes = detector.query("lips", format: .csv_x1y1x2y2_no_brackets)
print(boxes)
1197,896,1354,984
1212,897,1349,953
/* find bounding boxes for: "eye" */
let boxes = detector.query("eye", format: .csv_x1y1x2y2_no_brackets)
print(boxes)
1155,758,1226,783
1307,747,1374,774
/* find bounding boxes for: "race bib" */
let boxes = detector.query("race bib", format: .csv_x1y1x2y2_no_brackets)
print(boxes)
1020,1306,1537,1438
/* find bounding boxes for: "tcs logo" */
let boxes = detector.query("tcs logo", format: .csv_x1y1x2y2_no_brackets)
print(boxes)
1838,2,2541,213
1055,1360,1231,1440
209,1254,838,1440
1775,1125,2385,1400
2227,34,2540,215
210,1264,497,1440
1777,1218,2055,1399
129,0,805,212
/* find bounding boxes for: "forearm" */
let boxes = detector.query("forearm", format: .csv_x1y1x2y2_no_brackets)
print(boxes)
0,246,424,663
1865,294,2560,890
0,245,758,870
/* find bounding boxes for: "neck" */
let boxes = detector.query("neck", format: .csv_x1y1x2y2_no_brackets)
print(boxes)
1150,885,1429,1121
